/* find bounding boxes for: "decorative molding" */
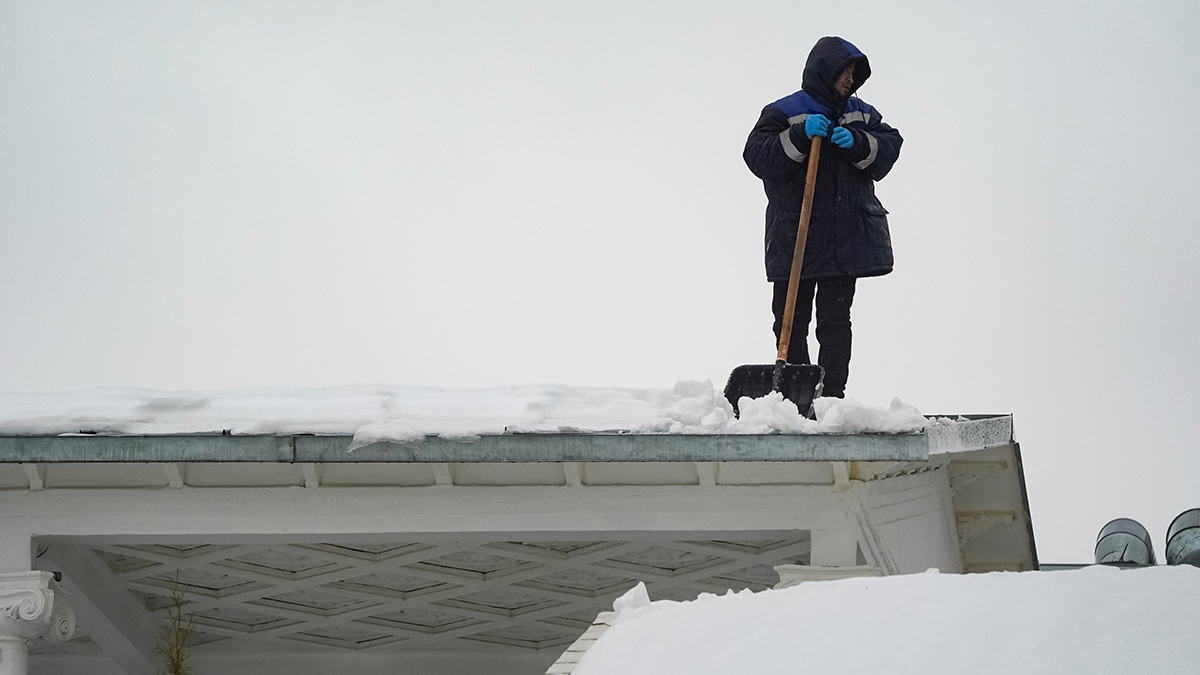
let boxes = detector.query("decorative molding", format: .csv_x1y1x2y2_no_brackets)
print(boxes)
851,495,899,575
947,460,1008,496
852,455,953,482
956,511,1016,545
0,575,51,623
0,571,74,642
70,536,809,653
773,565,882,589
45,596,76,642
544,611,615,675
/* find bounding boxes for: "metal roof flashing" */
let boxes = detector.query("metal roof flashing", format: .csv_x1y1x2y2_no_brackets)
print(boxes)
0,416,1011,464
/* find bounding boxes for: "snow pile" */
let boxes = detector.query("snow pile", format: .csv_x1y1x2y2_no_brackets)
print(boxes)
611,581,653,615
0,384,669,438
639,380,930,435
0,380,934,441
577,566,1200,675
814,395,931,433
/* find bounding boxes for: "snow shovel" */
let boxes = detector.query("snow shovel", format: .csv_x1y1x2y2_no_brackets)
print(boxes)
724,135,825,418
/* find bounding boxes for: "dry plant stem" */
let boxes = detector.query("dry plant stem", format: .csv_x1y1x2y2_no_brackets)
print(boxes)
156,579,195,675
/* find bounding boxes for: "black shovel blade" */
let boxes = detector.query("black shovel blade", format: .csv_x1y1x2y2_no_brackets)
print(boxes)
723,364,825,419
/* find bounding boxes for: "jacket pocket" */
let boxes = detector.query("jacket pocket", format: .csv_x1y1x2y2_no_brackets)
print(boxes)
860,198,889,216
858,198,891,249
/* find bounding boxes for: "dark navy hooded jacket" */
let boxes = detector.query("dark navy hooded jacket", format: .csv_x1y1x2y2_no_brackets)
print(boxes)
744,37,903,281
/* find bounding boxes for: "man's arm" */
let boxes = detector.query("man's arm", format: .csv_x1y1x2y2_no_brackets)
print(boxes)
833,106,902,181
743,106,811,182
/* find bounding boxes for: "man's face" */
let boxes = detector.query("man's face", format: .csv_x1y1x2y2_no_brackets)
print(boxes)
834,65,855,98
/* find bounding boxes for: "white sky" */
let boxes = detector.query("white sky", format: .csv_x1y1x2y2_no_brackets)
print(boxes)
2,0,1198,563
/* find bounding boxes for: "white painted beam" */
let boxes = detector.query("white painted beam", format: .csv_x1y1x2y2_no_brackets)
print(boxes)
40,544,158,675
855,469,966,573
4,485,853,543
852,495,900,575
0,527,32,574
810,528,859,567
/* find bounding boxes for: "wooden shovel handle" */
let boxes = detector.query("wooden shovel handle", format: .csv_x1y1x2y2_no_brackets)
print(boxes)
777,135,822,362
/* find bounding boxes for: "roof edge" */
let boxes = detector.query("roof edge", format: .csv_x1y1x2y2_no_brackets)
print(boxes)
0,432,929,463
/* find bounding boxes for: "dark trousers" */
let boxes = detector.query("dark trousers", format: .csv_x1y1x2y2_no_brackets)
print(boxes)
771,276,856,398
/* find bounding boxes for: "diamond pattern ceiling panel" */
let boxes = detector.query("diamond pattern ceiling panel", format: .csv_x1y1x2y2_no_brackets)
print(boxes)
602,545,727,576
359,607,481,634
712,562,790,588
144,568,268,597
413,550,531,578
217,549,349,580
331,570,454,599
94,550,159,575
464,622,578,650
297,543,432,562
519,568,637,597
92,534,810,653
139,544,231,558
191,606,301,633
253,588,376,617
440,588,563,616
649,585,709,603
288,623,398,650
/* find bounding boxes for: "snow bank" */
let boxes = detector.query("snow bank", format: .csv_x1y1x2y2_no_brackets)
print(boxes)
577,566,1200,675
638,381,931,435
0,380,936,441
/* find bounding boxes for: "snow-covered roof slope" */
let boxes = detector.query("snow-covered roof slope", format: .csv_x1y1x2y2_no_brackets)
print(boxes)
0,381,936,442
573,566,1199,675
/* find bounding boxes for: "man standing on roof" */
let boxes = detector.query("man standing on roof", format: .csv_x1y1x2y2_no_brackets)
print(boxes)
743,36,902,399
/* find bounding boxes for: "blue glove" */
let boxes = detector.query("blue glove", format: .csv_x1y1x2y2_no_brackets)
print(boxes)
804,114,830,139
831,126,855,149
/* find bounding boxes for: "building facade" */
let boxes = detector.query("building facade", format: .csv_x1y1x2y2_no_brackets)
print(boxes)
0,416,1034,675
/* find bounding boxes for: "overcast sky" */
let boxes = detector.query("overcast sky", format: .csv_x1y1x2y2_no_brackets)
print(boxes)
3,0,1198,562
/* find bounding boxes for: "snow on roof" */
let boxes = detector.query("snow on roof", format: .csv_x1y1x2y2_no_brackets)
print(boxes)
572,566,1200,675
0,380,937,445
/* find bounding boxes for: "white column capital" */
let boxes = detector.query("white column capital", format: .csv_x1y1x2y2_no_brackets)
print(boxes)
0,571,75,642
